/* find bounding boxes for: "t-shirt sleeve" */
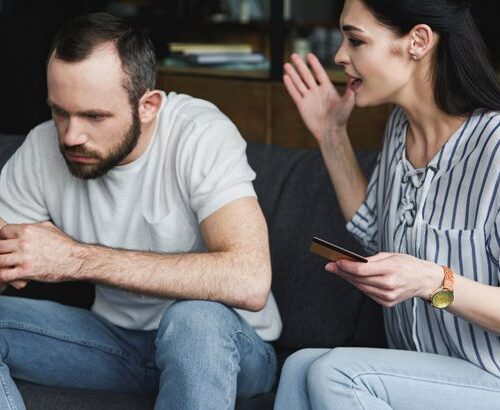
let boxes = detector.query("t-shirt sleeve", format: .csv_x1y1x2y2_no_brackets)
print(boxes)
182,118,256,223
345,153,381,254
0,128,49,223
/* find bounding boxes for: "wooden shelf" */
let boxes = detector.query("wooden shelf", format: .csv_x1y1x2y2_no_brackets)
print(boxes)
156,70,390,151
158,65,346,83
157,65,269,80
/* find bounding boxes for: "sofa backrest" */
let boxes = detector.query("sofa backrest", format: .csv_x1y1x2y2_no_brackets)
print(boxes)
247,142,386,350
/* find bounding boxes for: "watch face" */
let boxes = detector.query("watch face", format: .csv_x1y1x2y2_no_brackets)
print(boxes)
432,290,454,309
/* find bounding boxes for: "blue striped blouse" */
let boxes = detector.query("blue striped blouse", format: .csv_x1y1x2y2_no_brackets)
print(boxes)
346,107,500,377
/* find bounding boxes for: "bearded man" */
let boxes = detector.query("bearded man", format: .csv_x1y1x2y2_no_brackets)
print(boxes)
0,12,281,410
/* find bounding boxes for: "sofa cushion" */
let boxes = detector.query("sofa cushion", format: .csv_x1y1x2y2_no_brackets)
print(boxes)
247,142,386,350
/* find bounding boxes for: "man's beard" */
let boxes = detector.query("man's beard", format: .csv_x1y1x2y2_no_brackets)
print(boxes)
60,109,141,180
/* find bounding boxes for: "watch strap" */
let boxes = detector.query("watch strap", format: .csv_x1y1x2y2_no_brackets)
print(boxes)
442,265,454,291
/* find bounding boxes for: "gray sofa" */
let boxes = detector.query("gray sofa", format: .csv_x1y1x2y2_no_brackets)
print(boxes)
0,133,386,409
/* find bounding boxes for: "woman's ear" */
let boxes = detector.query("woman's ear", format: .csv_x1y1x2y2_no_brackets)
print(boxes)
138,90,162,123
408,24,436,61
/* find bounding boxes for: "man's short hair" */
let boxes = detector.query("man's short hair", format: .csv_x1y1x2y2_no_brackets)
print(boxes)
49,12,156,106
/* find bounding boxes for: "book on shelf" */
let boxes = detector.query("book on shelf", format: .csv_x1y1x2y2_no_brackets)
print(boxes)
182,52,265,65
169,42,253,55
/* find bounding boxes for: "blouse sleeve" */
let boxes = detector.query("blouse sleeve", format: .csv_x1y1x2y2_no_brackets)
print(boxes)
487,208,500,274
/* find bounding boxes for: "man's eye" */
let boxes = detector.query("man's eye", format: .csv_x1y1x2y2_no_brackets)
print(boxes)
52,108,68,117
348,38,364,47
86,114,105,121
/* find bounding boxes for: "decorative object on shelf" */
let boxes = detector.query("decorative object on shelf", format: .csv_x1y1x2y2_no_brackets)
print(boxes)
169,42,253,54
221,0,268,22
292,38,311,60
182,52,265,65
167,41,267,67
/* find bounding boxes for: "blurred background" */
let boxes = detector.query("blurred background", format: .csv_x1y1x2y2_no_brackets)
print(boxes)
0,0,498,136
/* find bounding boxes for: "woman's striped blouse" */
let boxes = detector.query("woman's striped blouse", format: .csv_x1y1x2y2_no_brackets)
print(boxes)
347,107,500,376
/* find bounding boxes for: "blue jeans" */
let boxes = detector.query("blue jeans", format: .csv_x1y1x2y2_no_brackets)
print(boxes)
0,296,276,410
274,347,500,409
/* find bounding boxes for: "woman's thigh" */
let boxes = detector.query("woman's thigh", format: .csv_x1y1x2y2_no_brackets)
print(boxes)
307,347,500,410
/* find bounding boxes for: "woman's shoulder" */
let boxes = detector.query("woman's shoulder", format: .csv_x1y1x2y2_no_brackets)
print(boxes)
470,109,500,143
466,110,500,165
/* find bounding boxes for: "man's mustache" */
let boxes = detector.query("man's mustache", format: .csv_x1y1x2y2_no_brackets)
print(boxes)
61,145,99,159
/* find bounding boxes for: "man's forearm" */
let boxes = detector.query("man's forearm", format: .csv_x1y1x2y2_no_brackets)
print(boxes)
75,243,271,312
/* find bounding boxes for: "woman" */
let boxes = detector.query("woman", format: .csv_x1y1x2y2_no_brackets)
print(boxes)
274,0,500,408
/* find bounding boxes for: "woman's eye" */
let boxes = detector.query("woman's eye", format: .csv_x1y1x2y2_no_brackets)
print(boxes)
348,38,364,47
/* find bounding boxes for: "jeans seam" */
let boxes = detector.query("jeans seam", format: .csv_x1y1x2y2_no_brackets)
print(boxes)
0,371,16,410
0,321,130,361
352,386,368,410
226,331,242,410
350,371,500,393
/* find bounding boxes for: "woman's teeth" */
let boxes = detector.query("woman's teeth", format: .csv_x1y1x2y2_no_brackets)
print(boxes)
350,78,363,91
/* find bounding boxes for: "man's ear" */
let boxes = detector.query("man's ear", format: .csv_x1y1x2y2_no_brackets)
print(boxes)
138,90,162,123
407,24,436,61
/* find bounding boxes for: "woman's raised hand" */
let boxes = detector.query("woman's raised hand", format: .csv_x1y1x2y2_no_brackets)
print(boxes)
283,53,355,144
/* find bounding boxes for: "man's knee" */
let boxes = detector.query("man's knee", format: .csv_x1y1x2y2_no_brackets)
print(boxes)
0,296,31,323
157,300,238,344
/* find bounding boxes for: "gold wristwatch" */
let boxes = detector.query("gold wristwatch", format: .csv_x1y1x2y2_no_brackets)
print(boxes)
430,265,454,309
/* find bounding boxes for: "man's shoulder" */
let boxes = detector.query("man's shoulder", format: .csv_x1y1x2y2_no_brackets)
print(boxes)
158,92,243,158
30,120,57,137
163,92,234,128
26,120,58,148
18,120,61,167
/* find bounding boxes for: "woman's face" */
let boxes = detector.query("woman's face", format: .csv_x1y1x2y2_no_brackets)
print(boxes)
335,0,414,107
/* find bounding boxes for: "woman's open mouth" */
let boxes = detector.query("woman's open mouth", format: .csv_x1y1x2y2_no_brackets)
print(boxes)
347,75,363,91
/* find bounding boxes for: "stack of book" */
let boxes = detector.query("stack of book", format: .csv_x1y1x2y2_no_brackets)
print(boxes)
168,42,266,66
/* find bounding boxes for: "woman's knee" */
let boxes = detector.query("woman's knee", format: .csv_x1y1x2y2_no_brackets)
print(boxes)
306,348,354,393
281,349,330,381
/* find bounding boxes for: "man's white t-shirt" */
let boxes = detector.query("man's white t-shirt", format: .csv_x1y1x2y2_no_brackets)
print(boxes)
0,91,282,341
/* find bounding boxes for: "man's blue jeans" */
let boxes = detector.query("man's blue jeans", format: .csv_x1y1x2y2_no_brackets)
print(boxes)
0,296,276,410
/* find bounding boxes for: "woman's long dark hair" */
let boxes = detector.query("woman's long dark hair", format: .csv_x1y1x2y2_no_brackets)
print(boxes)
361,0,500,115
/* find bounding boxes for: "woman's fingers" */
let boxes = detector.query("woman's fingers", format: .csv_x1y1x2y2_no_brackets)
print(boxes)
284,63,308,97
366,252,393,262
291,53,318,90
283,73,304,105
307,53,333,88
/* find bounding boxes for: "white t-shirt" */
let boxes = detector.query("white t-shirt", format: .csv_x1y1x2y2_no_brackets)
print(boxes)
0,91,282,341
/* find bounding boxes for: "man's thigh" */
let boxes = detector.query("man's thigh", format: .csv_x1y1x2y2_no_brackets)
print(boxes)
156,300,276,399
309,347,500,410
0,296,155,393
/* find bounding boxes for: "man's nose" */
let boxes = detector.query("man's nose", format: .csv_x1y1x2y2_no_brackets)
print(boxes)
63,118,89,147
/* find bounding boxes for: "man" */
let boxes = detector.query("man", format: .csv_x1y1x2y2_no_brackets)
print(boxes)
0,12,281,409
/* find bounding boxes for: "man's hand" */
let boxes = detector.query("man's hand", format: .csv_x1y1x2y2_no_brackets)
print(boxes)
0,221,83,285
0,217,27,289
